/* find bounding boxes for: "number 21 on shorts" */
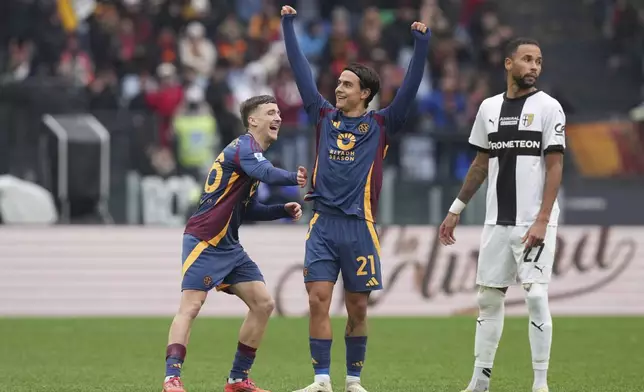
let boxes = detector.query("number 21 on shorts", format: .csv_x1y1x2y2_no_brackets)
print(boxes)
356,255,376,275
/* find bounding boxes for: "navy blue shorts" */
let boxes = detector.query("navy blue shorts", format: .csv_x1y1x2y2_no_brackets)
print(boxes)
304,212,383,292
181,234,264,293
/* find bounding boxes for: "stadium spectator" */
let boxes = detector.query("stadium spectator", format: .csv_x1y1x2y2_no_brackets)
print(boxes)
0,0,517,182
179,21,216,87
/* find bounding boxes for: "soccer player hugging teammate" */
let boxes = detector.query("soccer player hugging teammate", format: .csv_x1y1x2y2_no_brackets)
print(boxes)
439,38,566,392
162,95,308,392
281,5,430,392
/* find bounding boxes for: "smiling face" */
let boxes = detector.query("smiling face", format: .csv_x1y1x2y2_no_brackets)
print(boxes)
249,102,282,142
240,95,281,142
335,70,366,112
505,43,542,90
335,63,380,114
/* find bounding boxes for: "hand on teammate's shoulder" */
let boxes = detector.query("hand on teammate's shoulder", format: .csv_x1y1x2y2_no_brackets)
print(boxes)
281,6,297,17
410,21,431,40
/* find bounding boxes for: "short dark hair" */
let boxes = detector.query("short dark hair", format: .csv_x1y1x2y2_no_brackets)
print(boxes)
239,95,277,128
343,63,380,108
504,37,540,59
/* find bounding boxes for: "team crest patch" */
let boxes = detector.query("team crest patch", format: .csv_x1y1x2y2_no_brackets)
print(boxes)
203,276,213,287
332,120,341,128
358,123,369,133
522,113,534,127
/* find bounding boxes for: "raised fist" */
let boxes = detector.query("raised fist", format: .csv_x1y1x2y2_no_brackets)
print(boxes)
281,6,297,16
411,21,428,34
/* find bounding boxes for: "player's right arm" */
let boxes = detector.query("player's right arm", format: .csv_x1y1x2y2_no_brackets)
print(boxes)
439,105,490,245
456,106,490,204
280,6,332,124
236,137,306,186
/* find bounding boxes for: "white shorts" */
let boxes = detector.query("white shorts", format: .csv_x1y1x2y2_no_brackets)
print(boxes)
476,224,557,287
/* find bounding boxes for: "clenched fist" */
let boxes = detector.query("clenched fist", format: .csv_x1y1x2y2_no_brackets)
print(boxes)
411,21,428,34
284,202,303,221
297,166,308,187
281,5,297,16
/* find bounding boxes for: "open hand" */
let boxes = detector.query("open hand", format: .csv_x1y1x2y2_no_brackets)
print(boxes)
284,202,302,221
297,166,307,187
281,5,297,16
438,212,460,246
411,21,429,34
522,220,547,249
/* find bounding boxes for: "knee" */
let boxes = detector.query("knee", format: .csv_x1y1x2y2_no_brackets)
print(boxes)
476,286,505,314
249,295,276,317
179,296,205,319
308,285,332,315
524,284,549,316
345,293,368,322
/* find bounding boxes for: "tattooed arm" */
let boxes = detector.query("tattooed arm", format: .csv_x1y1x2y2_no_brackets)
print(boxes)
456,152,489,204
439,103,490,246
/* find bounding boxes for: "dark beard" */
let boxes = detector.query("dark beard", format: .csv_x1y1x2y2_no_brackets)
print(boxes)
513,74,536,90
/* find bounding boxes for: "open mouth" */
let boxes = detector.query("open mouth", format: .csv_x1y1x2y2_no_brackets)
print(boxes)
269,124,279,131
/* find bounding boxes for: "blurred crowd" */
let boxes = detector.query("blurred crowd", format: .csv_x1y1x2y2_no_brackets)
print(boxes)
594,0,644,89
0,0,517,187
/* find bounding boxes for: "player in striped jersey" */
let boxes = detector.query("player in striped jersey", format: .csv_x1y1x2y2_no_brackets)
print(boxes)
162,95,307,392
439,38,565,392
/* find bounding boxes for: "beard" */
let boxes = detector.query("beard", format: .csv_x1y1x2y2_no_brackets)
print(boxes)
513,73,537,90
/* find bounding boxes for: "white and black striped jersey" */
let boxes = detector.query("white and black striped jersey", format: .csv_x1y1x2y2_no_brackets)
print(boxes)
469,90,566,227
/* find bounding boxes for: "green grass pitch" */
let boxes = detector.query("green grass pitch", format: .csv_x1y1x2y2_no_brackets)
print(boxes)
1,316,642,392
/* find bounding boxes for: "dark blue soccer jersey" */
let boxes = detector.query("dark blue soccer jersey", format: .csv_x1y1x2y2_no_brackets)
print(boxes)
282,15,430,223
184,134,298,250
304,97,391,222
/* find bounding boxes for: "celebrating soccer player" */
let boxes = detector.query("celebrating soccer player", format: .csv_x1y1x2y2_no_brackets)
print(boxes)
281,6,430,392
439,38,566,392
162,95,307,392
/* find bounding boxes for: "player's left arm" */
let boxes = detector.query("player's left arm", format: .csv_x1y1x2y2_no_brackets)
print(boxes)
523,102,565,248
378,22,431,133
244,198,288,221
537,102,566,224
236,140,300,186
244,199,302,221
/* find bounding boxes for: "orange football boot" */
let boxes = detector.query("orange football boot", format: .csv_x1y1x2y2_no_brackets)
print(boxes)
162,376,186,392
224,378,270,392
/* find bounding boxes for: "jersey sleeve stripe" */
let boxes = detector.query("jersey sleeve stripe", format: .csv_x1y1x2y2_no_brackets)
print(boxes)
469,142,490,153
544,144,565,154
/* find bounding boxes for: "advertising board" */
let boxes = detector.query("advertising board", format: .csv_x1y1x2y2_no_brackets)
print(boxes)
0,225,640,316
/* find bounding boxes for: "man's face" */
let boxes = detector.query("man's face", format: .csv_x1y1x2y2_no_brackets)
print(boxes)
249,103,282,142
506,44,542,90
335,70,369,111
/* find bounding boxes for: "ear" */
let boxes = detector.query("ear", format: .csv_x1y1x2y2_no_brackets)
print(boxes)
360,88,371,101
504,57,512,72
248,115,257,128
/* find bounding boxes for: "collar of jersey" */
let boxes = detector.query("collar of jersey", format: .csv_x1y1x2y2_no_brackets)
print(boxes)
503,89,540,102
332,110,368,130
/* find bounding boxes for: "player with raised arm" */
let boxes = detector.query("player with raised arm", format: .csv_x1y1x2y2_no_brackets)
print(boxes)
161,95,308,392
439,38,565,392
281,6,430,392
